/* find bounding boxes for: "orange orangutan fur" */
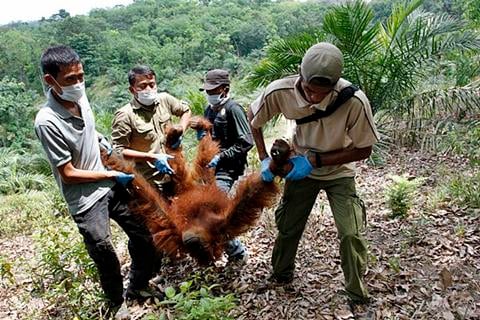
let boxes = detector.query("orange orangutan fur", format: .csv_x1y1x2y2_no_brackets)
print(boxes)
102,117,280,264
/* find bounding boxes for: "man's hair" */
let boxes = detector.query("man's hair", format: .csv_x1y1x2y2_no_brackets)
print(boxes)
128,65,156,86
40,45,81,78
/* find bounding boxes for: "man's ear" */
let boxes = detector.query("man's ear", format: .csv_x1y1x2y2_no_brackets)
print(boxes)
128,86,135,95
43,74,55,87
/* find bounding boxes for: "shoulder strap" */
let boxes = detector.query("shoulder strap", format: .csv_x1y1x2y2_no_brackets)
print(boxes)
295,85,358,125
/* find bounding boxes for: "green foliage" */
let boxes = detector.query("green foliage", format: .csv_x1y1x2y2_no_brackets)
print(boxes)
385,175,424,218
0,191,57,238
439,120,480,166
0,77,39,148
158,280,237,320
185,90,207,116
0,148,53,194
387,256,401,273
0,254,15,286
30,214,104,319
445,172,480,208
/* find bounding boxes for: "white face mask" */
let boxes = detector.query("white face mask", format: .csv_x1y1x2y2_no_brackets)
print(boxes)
54,81,86,102
137,89,157,106
207,93,222,106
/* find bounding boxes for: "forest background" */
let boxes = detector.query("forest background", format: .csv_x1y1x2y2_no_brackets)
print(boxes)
0,0,479,319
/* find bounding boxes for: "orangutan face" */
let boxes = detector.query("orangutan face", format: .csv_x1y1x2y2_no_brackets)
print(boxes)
181,204,228,265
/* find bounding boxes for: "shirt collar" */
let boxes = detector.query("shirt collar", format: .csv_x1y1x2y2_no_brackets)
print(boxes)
47,88,84,119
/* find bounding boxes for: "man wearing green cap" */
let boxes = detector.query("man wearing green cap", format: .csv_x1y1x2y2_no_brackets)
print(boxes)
248,43,379,308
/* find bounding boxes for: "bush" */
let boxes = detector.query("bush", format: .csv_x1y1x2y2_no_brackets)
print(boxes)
446,172,480,208
0,77,39,149
0,191,58,238
385,175,424,218
156,280,237,320
30,214,104,319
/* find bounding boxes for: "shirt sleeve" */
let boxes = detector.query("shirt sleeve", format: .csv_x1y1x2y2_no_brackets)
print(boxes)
249,90,282,129
219,104,254,160
346,98,380,148
111,109,132,150
165,93,190,117
35,124,71,168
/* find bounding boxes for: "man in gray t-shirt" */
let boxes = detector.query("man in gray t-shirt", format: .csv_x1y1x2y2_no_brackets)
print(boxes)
35,45,158,316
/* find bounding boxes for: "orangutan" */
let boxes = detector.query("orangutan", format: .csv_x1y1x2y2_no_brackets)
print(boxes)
101,116,289,265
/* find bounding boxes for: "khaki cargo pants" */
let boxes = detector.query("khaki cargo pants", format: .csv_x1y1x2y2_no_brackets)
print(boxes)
272,176,368,301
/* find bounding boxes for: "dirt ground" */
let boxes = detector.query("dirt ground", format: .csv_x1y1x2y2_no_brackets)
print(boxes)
1,148,479,319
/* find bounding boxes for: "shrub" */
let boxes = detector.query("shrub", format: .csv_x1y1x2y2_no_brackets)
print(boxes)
385,175,424,218
156,280,237,320
446,172,480,208
30,214,104,319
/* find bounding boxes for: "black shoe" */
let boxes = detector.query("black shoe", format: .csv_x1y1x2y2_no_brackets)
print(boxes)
103,300,130,320
256,274,295,294
332,291,373,320
124,286,165,304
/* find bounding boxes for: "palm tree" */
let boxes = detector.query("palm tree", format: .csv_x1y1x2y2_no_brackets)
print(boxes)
250,0,480,114
248,0,480,150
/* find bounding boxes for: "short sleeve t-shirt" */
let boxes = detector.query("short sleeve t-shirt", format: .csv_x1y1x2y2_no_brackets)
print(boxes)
34,90,113,215
250,76,379,180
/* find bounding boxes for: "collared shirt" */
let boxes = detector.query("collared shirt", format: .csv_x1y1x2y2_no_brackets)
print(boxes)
250,75,379,180
111,92,190,179
34,89,113,215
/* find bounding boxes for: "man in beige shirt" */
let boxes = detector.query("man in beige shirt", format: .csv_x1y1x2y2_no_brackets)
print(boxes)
112,65,191,195
248,43,379,307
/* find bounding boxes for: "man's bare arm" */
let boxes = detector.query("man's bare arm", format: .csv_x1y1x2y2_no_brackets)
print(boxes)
247,107,269,160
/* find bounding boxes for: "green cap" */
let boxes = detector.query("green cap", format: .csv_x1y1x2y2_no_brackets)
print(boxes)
300,42,343,86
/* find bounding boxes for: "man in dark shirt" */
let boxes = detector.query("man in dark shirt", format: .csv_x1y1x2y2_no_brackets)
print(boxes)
191,69,254,262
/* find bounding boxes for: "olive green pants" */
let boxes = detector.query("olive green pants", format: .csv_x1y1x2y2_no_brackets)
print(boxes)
272,176,368,301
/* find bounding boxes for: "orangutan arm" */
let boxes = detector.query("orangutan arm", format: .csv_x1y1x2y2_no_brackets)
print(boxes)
306,146,372,167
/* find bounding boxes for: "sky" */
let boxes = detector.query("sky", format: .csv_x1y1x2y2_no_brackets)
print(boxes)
0,0,134,25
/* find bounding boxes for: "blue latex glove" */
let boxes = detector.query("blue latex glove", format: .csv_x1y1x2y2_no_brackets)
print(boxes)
207,154,221,168
285,155,313,181
171,136,183,149
99,136,113,156
154,154,175,175
196,129,206,141
260,157,275,182
115,172,134,187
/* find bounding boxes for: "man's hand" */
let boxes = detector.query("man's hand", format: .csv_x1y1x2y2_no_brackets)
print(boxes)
189,118,201,129
154,154,175,175
207,154,220,168
260,157,275,182
99,136,113,156
196,129,207,141
170,136,183,149
285,155,313,181
114,172,135,187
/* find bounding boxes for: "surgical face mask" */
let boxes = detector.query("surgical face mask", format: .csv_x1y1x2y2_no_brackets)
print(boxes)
137,88,157,106
207,93,223,106
53,80,86,102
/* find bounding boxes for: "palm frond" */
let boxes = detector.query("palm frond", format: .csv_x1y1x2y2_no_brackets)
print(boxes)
248,32,324,88
322,0,381,86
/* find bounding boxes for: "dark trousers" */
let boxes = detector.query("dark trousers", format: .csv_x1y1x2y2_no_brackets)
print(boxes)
72,184,155,304
216,172,246,259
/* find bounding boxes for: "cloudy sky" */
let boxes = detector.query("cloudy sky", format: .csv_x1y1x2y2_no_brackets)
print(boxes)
0,0,134,25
